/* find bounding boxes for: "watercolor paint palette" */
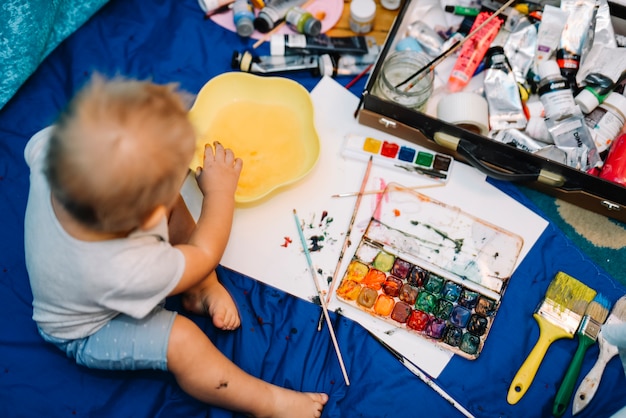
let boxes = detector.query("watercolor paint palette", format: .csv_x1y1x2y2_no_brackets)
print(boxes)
335,184,524,359
342,133,453,182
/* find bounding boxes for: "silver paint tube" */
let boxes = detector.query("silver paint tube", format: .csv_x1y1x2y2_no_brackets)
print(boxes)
502,13,537,85
492,128,545,153
318,41,380,77
590,0,617,49
545,107,601,170
406,21,445,57
483,46,527,131
556,0,598,86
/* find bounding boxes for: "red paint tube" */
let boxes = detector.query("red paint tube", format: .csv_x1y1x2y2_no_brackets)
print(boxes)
599,133,626,186
447,11,503,93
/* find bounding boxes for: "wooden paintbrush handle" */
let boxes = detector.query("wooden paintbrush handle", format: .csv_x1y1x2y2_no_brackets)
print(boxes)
572,336,619,415
507,315,573,405
552,336,594,417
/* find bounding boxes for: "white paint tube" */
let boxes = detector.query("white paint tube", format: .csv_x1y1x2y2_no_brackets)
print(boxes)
532,5,568,81
232,50,319,74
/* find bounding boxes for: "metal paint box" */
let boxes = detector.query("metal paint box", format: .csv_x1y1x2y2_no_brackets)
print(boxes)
356,0,626,222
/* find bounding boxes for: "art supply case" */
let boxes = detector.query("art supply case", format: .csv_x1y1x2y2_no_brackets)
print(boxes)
355,0,626,222
335,183,523,359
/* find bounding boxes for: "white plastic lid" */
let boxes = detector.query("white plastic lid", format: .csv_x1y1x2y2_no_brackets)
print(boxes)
270,34,285,56
575,88,600,114
350,0,376,22
603,92,626,119
537,60,561,80
318,54,334,77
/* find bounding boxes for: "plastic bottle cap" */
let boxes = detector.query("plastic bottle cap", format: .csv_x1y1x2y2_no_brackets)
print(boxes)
575,88,600,114
537,60,561,80
350,0,376,23
269,34,285,56
254,12,274,33
236,17,254,37
304,17,322,36
318,54,334,77
603,92,626,119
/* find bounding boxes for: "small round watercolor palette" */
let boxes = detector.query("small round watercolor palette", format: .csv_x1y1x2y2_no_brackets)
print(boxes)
336,242,499,359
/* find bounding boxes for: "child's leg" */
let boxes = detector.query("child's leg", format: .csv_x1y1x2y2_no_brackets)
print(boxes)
169,194,240,330
168,315,328,418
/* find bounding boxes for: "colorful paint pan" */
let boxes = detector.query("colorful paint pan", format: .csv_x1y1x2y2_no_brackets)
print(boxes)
335,184,524,360
342,133,453,182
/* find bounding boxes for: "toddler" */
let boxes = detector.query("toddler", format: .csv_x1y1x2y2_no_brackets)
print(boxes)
23,75,328,418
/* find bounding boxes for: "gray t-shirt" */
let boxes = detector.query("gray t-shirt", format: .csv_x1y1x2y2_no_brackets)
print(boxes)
24,127,185,340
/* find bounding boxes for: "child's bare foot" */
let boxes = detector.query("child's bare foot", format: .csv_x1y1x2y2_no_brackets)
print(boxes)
265,388,328,418
181,271,240,330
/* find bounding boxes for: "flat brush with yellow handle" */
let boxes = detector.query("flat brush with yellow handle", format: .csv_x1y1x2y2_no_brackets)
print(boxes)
507,272,597,405
552,294,611,417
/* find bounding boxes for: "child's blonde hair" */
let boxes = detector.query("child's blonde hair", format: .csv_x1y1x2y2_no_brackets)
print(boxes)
45,74,196,233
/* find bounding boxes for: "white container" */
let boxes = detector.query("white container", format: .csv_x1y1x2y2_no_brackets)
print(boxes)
349,0,376,34
537,60,577,119
584,92,626,154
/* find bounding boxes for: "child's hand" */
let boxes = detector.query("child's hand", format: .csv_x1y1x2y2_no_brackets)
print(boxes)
195,141,243,198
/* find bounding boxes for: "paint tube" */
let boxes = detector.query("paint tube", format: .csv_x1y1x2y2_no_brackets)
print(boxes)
405,21,444,57
483,46,527,131
269,34,372,56
447,11,503,93
532,4,568,81
590,0,617,49
533,145,568,165
231,50,319,74
318,40,380,77
254,0,307,33
545,107,601,170
492,128,545,153
502,13,537,87
574,45,626,113
556,0,598,89
406,0,449,38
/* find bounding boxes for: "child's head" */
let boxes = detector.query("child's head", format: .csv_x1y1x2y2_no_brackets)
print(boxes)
45,74,196,234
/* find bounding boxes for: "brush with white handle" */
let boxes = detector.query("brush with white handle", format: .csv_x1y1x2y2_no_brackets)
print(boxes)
572,295,626,415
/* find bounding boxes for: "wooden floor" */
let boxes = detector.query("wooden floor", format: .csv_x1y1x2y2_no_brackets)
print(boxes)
326,0,400,46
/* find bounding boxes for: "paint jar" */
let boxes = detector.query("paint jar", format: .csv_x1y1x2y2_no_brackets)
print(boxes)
232,0,255,37
254,0,307,33
349,0,376,34
584,92,626,155
285,7,321,36
381,0,402,11
375,51,434,112
600,133,626,186
537,60,577,119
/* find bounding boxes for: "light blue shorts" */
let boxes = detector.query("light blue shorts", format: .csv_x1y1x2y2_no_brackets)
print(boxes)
38,306,177,371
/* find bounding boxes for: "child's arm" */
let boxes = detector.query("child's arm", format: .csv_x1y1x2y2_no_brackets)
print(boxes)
169,142,242,295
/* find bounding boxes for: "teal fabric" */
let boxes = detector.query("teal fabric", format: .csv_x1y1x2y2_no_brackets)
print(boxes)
0,0,109,110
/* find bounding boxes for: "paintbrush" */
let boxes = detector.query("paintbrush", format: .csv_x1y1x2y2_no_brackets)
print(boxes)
507,271,597,405
572,295,626,415
317,155,373,331
552,294,611,417
293,209,351,386
372,333,475,418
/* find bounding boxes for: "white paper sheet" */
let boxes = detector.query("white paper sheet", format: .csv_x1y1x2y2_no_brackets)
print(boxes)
181,76,548,377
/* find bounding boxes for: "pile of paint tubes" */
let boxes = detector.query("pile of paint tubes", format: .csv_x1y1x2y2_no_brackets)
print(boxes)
231,33,380,78
392,0,626,187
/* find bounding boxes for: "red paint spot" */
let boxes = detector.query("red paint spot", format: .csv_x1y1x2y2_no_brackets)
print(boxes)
285,335,290,340
330,380,335,385
257,316,264,325
281,236,293,247
393,208,401,217
381,141,399,158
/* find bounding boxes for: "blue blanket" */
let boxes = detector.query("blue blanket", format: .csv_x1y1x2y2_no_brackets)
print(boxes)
1,1,625,416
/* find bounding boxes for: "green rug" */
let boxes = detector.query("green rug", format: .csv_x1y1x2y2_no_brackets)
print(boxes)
518,186,626,287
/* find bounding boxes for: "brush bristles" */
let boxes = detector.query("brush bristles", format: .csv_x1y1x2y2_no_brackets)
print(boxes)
586,295,611,324
545,272,597,315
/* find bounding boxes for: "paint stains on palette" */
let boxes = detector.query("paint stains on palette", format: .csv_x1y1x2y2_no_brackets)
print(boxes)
342,134,453,181
335,184,524,360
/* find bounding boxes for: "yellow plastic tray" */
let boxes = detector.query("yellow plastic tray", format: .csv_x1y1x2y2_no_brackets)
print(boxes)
188,72,320,203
